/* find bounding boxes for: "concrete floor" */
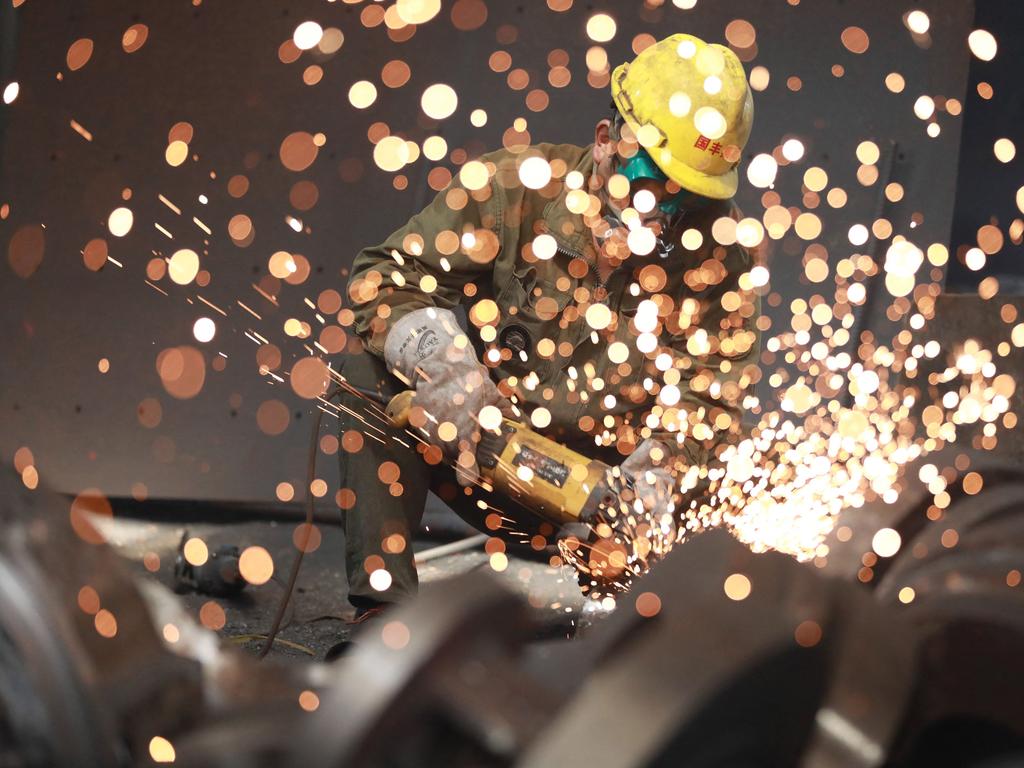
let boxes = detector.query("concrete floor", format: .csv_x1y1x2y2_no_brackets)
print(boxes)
92,514,592,663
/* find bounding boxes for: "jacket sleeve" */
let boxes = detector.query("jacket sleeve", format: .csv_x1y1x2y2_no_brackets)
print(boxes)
650,239,762,469
348,174,502,358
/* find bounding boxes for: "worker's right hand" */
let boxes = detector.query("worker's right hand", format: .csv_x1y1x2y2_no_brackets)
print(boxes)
384,307,510,487
619,438,677,514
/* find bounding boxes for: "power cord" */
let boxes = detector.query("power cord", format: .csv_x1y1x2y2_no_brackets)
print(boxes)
258,381,342,660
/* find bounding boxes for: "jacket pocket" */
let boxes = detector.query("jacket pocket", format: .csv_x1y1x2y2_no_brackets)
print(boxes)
495,265,574,380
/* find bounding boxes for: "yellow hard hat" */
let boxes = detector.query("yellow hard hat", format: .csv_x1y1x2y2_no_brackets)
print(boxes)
611,33,754,200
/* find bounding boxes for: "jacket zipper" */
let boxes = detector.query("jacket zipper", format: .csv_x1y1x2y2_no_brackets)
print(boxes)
554,243,627,427
555,244,610,300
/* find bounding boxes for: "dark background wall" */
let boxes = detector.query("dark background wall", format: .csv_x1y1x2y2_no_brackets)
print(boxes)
0,1,974,504
947,0,1024,291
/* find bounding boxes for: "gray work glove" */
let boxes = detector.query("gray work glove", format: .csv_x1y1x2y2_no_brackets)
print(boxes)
384,307,509,487
619,438,677,514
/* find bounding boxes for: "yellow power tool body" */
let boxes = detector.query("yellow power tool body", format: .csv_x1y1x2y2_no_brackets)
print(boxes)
386,391,621,526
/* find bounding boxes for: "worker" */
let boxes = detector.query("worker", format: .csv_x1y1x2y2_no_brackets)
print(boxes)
339,33,760,621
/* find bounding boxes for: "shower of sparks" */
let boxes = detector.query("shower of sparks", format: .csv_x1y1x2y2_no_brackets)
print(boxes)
69,119,93,142
562,269,1016,599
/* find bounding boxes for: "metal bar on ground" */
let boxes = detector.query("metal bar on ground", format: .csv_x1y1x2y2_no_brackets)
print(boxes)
414,534,488,564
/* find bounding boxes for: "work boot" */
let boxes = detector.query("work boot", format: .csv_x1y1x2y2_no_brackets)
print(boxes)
324,602,390,661
351,603,388,625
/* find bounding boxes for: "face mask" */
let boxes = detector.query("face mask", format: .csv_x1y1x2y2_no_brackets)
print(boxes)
617,147,713,218
601,148,714,259
601,212,677,260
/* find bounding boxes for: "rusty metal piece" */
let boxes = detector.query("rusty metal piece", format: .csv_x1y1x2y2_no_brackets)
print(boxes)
820,452,1023,588
821,452,1024,764
0,473,206,766
0,474,311,768
797,588,918,768
298,573,563,768
520,530,915,768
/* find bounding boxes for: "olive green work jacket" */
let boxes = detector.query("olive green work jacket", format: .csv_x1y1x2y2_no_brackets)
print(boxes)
349,142,760,467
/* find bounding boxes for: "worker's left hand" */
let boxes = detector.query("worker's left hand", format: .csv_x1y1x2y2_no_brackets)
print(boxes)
384,307,512,487
619,438,677,513
412,344,512,487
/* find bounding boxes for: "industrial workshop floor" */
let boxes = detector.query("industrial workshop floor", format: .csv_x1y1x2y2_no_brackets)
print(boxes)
93,515,589,663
